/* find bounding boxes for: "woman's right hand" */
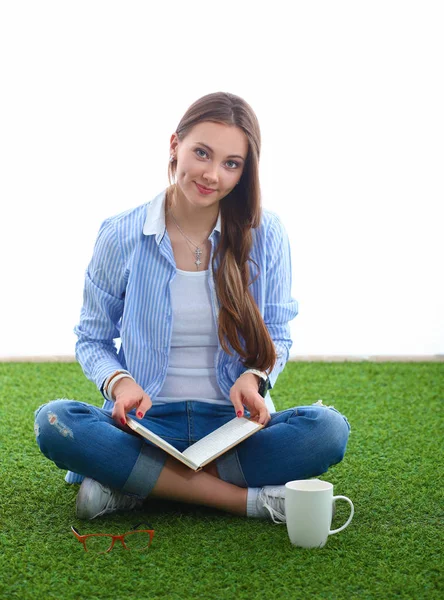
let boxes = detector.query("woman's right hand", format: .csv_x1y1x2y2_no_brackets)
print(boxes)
111,378,152,426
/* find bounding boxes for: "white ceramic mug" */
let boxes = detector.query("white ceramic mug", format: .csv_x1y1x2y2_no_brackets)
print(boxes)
285,479,354,549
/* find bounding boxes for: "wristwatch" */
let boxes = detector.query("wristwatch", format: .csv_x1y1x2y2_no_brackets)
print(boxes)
258,376,270,398
242,369,270,398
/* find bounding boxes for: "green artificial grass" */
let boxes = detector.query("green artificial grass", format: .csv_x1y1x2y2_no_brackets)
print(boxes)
0,361,442,600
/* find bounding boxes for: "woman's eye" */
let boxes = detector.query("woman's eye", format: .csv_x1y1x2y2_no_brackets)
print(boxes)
195,148,238,169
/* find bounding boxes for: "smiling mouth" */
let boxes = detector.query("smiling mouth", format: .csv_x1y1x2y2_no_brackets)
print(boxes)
195,182,216,192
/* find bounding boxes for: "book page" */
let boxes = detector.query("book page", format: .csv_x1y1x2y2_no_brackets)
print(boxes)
182,417,262,467
125,417,196,468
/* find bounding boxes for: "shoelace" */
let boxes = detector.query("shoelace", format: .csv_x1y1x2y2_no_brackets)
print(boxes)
96,485,142,518
258,487,286,524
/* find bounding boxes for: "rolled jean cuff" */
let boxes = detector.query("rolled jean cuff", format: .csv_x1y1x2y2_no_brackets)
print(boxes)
216,448,248,488
121,443,168,498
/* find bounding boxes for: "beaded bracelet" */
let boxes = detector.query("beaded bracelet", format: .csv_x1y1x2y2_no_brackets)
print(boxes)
106,373,136,401
103,370,135,401
103,370,130,398
240,369,268,381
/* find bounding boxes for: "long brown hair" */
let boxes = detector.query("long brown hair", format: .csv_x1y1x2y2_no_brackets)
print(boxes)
167,92,276,374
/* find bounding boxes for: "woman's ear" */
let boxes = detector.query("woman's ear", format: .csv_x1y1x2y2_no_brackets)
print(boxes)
169,132,179,154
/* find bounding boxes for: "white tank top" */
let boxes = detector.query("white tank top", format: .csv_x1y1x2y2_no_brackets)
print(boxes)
155,268,230,405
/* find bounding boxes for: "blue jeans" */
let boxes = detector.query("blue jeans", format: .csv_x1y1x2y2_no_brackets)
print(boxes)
34,399,351,498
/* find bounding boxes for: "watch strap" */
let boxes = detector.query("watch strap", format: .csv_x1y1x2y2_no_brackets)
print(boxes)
258,376,270,398
241,369,270,398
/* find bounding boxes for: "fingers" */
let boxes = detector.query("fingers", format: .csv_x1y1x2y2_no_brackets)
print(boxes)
135,393,152,420
230,387,270,426
254,398,270,426
111,389,152,425
229,388,244,418
246,395,270,426
111,399,128,426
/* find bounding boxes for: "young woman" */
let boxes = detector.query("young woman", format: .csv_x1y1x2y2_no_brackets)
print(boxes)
34,92,351,522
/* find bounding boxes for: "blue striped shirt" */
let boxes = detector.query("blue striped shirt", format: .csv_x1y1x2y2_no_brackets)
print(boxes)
66,189,298,483
75,187,298,399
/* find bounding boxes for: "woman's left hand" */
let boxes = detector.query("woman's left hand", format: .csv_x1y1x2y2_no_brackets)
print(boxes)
229,373,271,426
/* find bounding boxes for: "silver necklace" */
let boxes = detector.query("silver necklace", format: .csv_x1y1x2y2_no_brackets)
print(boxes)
168,209,209,270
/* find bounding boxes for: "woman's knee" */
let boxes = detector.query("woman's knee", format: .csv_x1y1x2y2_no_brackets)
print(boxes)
288,404,350,469
34,399,78,445
316,406,351,465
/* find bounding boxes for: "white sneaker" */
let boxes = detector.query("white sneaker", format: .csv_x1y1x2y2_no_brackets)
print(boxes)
76,477,143,520
257,486,286,523
257,484,337,524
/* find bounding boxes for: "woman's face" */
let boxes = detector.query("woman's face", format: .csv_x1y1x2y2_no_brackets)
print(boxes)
170,121,248,209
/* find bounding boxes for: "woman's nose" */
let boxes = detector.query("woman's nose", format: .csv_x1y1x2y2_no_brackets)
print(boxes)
202,166,218,185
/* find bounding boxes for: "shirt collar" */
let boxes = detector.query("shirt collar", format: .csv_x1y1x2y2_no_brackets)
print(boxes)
142,189,221,237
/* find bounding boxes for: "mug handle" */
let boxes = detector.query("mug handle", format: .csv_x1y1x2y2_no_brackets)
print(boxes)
329,495,354,535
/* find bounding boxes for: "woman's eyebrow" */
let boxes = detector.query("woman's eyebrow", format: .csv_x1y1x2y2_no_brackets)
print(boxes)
194,141,245,161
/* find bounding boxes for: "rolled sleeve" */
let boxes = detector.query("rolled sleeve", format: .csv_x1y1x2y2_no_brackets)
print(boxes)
74,218,128,391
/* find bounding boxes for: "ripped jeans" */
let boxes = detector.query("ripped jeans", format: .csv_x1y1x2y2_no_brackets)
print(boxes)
34,399,351,498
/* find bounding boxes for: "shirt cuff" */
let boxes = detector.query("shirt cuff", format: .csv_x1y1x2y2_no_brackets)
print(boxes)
93,359,128,395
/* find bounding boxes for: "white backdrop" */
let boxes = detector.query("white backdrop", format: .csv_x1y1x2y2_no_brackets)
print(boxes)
1,1,443,359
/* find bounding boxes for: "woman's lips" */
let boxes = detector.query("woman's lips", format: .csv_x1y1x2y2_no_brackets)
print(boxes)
195,182,216,195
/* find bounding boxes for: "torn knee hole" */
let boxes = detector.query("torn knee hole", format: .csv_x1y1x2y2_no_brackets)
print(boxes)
313,399,334,409
47,411,74,439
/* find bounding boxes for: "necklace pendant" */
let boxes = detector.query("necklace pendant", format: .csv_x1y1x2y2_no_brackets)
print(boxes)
195,247,202,269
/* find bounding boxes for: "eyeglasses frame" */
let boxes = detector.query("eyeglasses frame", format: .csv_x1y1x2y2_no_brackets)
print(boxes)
71,522,155,553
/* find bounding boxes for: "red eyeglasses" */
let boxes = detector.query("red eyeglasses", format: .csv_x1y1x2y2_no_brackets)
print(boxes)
71,522,155,553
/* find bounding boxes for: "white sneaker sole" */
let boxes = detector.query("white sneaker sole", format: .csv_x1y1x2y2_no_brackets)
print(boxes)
76,477,102,520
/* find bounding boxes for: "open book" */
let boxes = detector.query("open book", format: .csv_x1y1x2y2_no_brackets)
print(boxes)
126,415,263,471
